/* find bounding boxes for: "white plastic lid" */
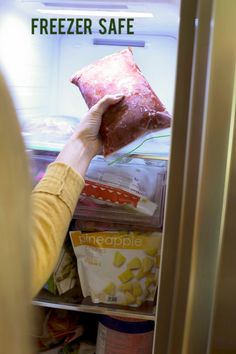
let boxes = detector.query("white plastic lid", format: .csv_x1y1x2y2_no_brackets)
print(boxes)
22,115,80,151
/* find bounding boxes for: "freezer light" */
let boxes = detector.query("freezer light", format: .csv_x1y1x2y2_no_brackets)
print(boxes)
37,9,153,18
43,2,128,10
93,38,145,47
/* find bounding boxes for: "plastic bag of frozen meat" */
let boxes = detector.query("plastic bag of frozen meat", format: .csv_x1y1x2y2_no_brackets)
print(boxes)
71,48,171,156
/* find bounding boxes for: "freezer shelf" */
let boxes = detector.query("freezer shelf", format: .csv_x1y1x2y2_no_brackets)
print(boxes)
33,289,156,321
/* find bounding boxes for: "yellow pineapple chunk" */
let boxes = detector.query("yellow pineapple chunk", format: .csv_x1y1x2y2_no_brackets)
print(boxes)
144,246,158,257
127,257,142,270
132,282,143,297
113,251,126,267
145,274,156,288
103,282,116,296
136,268,146,280
142,257,154,273
118,269,134,283
119,283,133,292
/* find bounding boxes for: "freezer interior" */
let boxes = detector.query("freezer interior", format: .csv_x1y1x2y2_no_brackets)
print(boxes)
0,0,181,330
0,0,180,229
0,0,180,156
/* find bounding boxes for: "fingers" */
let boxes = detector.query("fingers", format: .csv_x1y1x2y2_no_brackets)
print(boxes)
90,94,124,115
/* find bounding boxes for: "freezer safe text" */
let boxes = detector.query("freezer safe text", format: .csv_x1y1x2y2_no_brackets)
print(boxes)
31,18,135,35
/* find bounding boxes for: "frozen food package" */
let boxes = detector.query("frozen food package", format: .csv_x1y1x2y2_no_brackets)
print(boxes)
71,48,171,156
43,236,82,296
22,115,80,151
34,308,83,352
53,239,79,295
38,340,95,354
79,160,161,216
70,231,162,307
31,154,167,227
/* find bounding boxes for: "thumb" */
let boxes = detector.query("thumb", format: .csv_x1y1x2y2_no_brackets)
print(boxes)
90,94,124,115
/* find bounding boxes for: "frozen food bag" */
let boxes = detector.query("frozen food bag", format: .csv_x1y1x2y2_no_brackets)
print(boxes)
80,178,157,216
53,239,79,295
34,308,83,351
70,231,162,307
71,48,171,156
80,161,160,216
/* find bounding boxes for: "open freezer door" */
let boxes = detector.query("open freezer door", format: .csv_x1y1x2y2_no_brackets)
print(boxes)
154,0,236,353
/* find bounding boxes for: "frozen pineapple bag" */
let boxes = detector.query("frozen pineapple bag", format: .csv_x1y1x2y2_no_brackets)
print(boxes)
70,231,162,307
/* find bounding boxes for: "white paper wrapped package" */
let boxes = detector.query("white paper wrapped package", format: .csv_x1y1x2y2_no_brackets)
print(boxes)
70,231,162,307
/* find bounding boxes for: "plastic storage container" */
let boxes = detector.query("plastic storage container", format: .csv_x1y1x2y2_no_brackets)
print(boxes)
30,154,167,228
96,316,154,354
22,115,80,152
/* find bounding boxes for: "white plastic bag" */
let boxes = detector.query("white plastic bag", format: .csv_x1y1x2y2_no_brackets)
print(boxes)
70,231,161,307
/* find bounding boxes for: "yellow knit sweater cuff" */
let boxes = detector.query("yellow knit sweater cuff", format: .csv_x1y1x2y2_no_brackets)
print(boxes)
32,162,85,215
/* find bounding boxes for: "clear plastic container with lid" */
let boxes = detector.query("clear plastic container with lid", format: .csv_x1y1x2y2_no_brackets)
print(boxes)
30,153,167,228
22,115,80,152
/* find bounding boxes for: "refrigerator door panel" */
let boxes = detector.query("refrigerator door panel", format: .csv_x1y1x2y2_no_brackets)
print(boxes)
210,68,236,354
153,0,200,351
182,1,236,352
208,1,236,352
153,0,236,353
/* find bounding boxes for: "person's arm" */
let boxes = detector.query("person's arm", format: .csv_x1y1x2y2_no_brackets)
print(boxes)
31,94,123,297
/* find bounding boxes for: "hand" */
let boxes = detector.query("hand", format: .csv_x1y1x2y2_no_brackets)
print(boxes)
56,94,123,178
71,93,124,158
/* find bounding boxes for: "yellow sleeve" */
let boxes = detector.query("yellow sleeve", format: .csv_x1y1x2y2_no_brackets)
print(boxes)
31,162,85,297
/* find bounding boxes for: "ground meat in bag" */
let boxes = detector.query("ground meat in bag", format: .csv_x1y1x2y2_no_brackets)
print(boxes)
71,48,171,156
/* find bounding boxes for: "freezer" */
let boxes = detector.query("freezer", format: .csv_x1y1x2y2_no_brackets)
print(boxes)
0,0,235,353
